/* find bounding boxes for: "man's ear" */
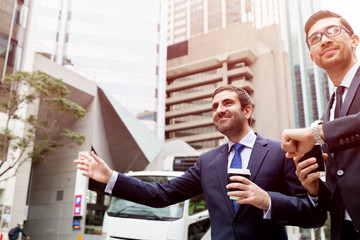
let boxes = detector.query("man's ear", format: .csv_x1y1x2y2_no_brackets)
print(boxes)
244,105,252,119
351,34,360,49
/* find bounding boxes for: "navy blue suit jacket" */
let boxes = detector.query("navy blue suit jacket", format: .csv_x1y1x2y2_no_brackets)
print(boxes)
111,134,326,240
319,67,360,239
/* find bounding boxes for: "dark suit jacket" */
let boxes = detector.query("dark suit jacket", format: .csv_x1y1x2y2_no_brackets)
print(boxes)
111,134,326,240
319,67,360,240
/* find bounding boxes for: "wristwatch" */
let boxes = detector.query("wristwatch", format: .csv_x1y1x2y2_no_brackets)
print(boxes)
311,120,325,145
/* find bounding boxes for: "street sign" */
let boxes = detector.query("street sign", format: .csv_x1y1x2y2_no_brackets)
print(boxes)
74,195,82,215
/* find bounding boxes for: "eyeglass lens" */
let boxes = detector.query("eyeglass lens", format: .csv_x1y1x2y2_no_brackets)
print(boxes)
308,26,342,46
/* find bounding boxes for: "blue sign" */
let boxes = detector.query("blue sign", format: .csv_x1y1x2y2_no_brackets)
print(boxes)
75,195,82,204
73,219,81,229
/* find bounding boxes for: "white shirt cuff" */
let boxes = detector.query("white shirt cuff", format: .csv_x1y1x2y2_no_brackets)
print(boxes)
105,171,118,194
263,197,272,219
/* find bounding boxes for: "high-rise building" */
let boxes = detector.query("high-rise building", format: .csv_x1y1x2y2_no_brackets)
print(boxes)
167,0,280,45
166,0,331,129
165,0,291,151
278,0,330,128
35,0,167,139
0,0,34,237
0,0,29,78
166,23,294,151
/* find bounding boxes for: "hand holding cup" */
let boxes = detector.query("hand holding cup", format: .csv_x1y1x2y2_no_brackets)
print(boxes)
228,168,251,200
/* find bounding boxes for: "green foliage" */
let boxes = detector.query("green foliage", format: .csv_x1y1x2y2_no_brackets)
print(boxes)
0,71,86,180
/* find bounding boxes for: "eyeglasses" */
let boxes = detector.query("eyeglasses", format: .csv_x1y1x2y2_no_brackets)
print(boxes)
306,25,352,47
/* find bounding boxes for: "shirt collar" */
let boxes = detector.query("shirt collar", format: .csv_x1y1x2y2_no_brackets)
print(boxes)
338,62,360,89
227,129,256,153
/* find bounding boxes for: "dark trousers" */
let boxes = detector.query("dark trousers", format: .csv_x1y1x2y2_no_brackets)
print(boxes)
341,220,360,240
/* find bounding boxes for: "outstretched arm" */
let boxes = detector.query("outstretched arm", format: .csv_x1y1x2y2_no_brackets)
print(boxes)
73,151,113,184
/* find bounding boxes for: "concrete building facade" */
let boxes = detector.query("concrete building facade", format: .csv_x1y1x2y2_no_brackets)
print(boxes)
165,23,294,151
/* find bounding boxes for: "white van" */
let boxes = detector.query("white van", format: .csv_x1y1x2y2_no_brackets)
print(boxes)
101,171,211,240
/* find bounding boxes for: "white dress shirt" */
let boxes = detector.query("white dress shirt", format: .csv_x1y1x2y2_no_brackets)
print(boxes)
227,129,272,219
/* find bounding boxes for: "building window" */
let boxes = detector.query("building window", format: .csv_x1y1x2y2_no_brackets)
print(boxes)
85,188,110,235
56,190,64,201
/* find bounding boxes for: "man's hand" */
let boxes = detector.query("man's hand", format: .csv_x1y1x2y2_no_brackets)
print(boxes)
73,151,113,184
281,127,316,158
226,176,270,210
292,153,328,196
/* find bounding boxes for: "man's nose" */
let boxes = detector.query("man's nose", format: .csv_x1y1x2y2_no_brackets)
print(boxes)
215,104,226,113
320,34,332,45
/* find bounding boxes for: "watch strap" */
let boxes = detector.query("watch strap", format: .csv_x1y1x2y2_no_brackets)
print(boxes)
311,120,325,145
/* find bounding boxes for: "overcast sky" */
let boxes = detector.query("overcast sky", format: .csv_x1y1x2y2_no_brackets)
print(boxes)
322,0,360,35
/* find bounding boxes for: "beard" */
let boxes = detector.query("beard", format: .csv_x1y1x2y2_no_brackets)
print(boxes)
214,114,246,138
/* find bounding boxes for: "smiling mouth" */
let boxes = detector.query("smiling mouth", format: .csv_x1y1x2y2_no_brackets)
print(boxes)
322,48,337,56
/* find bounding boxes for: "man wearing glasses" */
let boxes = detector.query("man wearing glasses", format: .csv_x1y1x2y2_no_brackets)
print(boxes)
282,10,360,240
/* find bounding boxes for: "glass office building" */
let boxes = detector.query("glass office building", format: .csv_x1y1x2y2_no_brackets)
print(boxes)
35,0,167,139
167,0,280,45
279,0,330,127
0,0,29,78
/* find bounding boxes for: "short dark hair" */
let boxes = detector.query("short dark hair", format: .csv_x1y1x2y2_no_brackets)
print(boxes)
305,10,354,42
212,85,253,125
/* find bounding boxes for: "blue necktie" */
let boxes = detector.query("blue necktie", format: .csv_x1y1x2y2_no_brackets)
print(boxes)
230,143,245,211
230,143,245,169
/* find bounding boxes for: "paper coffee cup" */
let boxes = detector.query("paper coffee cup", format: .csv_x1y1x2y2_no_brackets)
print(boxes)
228,168,251,200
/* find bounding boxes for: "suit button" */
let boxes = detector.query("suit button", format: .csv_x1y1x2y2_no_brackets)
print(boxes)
356,134,360,141
345,138,351,144
233,223,239,229
339,139,345,145
351,136,355,142
337,170,344,176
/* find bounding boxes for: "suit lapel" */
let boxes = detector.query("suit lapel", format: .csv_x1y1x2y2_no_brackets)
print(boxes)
340,67,360,117
215,145,236,216
323,93,334,122
247,136,268,182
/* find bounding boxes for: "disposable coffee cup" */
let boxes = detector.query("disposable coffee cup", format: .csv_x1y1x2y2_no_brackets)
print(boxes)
299,145,325,178
228,168,251,200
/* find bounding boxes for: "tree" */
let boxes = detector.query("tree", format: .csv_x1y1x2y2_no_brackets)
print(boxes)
0,71,86,181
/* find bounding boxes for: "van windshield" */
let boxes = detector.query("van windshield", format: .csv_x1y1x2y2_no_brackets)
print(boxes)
106,175,184,221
